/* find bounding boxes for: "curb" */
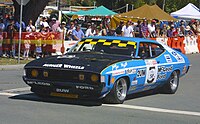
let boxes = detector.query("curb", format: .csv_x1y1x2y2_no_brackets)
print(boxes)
0,64,25,71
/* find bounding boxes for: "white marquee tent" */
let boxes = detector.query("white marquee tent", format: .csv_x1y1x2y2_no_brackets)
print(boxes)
171,3,200,20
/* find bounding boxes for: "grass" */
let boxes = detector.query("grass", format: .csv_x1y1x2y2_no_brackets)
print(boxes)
0,57,33,65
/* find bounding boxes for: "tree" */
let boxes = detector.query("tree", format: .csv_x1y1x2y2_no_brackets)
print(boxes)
13,0,49,25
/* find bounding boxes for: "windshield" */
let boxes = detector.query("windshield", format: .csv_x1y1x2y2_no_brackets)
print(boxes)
69,39,137,56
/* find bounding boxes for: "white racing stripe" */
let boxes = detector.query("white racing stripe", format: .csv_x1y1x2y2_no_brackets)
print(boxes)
103,104,200,117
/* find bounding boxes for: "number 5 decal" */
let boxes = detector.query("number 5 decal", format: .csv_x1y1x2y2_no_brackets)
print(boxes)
145,66,158,85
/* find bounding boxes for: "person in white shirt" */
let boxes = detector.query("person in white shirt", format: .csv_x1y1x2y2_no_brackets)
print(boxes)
40,17,49,30
85,23,96,37
121,20,135,37
57,21,67,40
26,19,36,32
148,20,156,38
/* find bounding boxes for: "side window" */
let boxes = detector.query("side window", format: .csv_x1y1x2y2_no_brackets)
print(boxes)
150,43,165,57
138,42,150,59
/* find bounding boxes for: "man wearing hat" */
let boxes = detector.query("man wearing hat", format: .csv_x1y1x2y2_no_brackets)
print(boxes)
49,17,60,32
57,21,67,40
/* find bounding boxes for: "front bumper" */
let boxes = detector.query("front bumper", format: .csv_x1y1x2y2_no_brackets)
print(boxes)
23,76,105,99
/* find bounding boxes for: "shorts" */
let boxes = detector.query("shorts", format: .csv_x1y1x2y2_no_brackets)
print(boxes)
36,46,42,53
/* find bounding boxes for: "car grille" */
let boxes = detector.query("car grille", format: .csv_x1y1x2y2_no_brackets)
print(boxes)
26,68,100,85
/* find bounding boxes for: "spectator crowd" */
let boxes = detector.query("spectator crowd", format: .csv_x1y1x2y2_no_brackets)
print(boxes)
1,14,200,59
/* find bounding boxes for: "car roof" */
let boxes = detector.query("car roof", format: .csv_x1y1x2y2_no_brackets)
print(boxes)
83,36,158,44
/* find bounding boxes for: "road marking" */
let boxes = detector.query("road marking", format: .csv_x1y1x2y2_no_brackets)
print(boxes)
2,87,30,93
103,104,200,117
0,92,19,96
0,87,30,96
1,87,200,117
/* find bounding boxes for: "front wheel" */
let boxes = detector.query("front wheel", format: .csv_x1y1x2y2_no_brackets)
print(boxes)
161,71,179,94
104,78,128,104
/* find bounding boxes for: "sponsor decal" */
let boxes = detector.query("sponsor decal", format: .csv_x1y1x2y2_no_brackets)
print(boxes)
43,64,62,68
142,86,151,91
64,64,85,70
56,88,70,93
164,54,172,63
121,62,128,68
156,66,172,80
137,69,146,78
76,86,94,90
129,86,137,91
164,46,185,63
112,70,125,76
145,59,157,66
171,51,185,62
157,74,166,80
158,65,173,73
112,64,119,70
126,68,136,74
131,80,138,85
26,81,50,86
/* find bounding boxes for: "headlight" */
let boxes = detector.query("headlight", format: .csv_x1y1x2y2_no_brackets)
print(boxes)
43,71,48,77
79,74,85,81
91,74,98,82
31,69,38,78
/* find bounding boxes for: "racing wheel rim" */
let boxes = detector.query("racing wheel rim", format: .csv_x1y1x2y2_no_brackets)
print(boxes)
170,71,178,91
116,78,127,101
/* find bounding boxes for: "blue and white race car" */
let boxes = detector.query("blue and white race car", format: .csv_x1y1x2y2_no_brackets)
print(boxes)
23,36,190,103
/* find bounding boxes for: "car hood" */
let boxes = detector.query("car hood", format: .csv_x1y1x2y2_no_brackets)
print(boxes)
25,52,131,73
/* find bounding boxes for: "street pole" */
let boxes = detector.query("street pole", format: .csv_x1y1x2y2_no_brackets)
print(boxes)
94,1,96,8
18,0,23,64
162,0,166,10
126,4,128,12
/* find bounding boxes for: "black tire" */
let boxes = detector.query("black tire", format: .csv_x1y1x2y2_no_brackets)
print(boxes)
161,71,179,94
104,78,128,104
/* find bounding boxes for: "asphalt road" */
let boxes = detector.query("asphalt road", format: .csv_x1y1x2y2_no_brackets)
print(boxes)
0,54,200,124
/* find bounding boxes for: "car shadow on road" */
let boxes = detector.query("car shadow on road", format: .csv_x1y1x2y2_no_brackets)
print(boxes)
9,90,159,106
9,93,103,107
126,89,159,101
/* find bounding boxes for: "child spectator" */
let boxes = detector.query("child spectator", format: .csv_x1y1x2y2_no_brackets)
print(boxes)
23,35,31,60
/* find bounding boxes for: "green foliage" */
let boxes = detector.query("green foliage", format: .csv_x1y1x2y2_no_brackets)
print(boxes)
94,0,200,13
63,0,200,13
